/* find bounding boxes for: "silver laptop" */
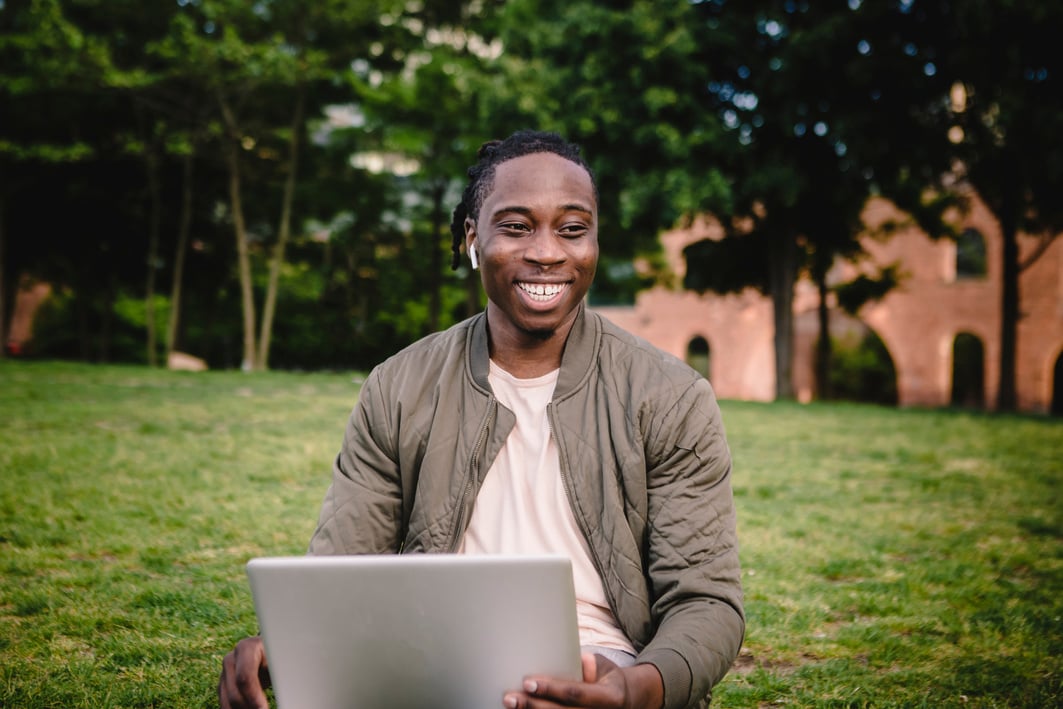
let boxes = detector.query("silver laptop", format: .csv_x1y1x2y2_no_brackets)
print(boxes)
247,554,582,709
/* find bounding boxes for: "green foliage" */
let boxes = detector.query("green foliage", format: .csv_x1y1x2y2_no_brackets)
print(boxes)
494,0,731,250
834,265,902,315
955,227,988,279
486,0,963,399
950,333,986,409
2,0,1061,391
683,233,770,295
485,0,751,299
0,139,94,161
113,293,170,335
940,0,1063,236
827,330,898,406
29,288,153,364
587,255,655,307
0,0,121,94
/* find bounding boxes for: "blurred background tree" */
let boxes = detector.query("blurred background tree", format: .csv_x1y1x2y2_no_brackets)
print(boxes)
1,0,1059,409
922,0,1063,410
686,0,961,400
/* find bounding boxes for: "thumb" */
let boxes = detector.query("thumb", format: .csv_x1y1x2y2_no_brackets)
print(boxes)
581,652,598,683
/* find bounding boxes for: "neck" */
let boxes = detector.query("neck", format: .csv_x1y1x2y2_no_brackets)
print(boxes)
485,307,575,379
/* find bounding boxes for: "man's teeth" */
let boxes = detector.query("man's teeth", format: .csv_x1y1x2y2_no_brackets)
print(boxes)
519,282,564,300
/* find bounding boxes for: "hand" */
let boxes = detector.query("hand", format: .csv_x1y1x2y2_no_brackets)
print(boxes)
502,652,664,709
218,635,272,709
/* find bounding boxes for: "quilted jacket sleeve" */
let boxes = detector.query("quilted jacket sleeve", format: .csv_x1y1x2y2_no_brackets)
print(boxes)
307,367,405,555
636,375,744,709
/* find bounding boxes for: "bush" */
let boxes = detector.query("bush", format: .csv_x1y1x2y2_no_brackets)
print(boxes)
829,330,898,405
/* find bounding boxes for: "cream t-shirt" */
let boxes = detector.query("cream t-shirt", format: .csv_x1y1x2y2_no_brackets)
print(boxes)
459,361,635,655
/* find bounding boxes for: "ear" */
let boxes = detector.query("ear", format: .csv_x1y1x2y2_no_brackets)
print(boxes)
464,217,479,268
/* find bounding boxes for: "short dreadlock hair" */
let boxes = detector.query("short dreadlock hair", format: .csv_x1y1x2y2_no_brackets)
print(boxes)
448,130,599,270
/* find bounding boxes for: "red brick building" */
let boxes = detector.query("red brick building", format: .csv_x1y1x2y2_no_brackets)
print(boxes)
594,191,1063,414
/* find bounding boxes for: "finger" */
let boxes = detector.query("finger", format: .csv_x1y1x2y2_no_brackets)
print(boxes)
257,649,272,691
218,661,231,709
233,645,270,709
581,653,598,683
521,675,625,708
219,652,240,709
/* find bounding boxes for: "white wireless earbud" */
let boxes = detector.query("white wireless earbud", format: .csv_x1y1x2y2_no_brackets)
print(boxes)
469,243,479,270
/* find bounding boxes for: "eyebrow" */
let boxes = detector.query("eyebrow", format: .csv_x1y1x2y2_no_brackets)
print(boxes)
490,203,595,219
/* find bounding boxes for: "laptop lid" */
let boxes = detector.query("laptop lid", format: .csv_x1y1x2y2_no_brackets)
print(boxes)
247,554,582,709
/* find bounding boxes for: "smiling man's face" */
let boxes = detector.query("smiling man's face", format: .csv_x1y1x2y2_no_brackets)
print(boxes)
465,151,599,345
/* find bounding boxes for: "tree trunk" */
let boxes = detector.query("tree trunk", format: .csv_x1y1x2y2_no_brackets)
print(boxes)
768,234,799,400
814,269,832,400
987,147,1025,413
219,93,257,372
77,290,90,361
166,151,194,361
258,85,306,371
144,146,162,367
0,196,6,358
996,218,1019,412
349,248,370,337
99,278,115,363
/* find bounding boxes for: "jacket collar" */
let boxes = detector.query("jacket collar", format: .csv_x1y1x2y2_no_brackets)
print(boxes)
467,304,600,399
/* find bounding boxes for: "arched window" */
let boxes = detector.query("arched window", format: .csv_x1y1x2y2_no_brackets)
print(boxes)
829,329,898,405
951,332,985,408
686,336,711,380
956,228,987,279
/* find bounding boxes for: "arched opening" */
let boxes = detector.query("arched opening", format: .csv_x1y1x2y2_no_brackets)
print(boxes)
956,227,987,279
829,327,898,405
1052,351,1063,417
951,332,985,408
686,336,711,380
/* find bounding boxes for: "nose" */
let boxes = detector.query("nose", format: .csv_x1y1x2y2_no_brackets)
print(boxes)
525,230,566,266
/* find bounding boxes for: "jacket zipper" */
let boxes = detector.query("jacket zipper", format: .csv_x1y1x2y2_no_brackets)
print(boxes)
447,398,496,551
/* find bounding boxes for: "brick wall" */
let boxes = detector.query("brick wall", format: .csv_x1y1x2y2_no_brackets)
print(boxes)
593,191,1063,413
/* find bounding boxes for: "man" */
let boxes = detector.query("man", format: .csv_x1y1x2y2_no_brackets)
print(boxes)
219,130,743,709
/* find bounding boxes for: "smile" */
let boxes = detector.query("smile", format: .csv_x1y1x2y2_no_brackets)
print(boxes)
517,281,567,302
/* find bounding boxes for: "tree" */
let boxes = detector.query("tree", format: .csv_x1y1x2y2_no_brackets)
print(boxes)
4,0,506,369
496,0,953,399
0,0,160,361
153,0,406,370
931,1,1063,411
152,4,292,371
352,2,501,333
687,0,965,399
491,0,733,306
0,0,106,355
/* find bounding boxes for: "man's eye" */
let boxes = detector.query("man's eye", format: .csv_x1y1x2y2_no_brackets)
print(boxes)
501,222,529,233
559,224,588,238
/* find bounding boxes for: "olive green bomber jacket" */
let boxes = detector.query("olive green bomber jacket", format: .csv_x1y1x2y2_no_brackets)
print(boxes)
308,306,744,709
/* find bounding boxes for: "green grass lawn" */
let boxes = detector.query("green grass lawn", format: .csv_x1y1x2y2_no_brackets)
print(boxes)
1,360,1060,708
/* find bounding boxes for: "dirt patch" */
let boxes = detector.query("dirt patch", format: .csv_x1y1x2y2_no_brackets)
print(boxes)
731,646,821,676
731,647,758,674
